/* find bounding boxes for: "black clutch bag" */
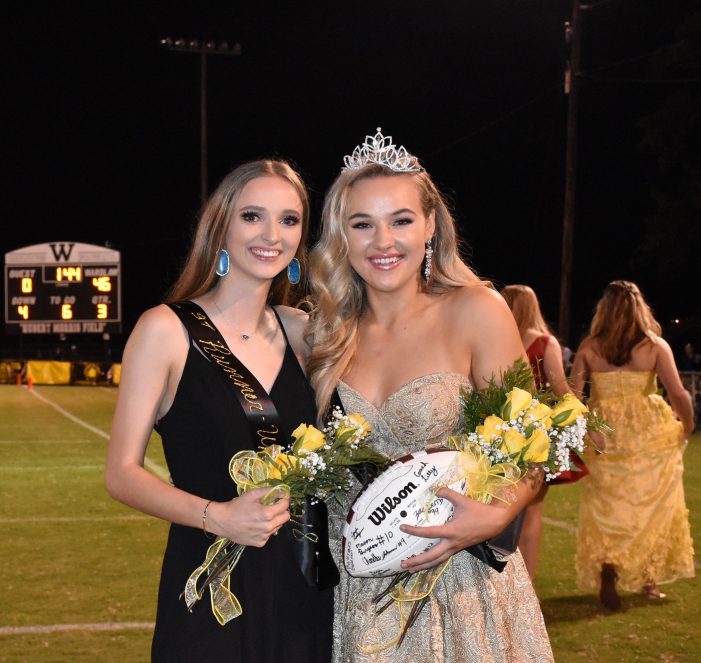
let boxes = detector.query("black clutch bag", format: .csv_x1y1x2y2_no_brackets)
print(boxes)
464,510,526,573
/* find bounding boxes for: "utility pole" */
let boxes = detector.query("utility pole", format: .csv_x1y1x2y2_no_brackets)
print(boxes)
160,38,242,208
558,2,583,345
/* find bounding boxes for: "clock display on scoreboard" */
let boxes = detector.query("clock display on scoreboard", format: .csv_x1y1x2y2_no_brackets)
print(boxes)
4,242,122,334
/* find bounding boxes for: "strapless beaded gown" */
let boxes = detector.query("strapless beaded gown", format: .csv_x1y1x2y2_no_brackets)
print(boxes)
576,371,694,593
329,373,553,663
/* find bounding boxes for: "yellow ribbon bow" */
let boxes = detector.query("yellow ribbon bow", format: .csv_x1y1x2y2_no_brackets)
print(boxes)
183,449,290,625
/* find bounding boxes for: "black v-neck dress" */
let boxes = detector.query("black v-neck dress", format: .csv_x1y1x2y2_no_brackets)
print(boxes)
151,314,333,662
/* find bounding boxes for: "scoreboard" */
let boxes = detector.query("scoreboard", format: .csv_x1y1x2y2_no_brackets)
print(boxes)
4,242,122,334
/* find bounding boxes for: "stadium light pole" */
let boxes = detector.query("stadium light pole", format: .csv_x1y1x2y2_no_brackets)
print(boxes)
160,38,242,208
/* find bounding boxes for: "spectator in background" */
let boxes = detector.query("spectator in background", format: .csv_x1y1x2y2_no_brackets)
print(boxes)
562,344,574,374
679,342,701,371
571,280,694,609
502,284,572,581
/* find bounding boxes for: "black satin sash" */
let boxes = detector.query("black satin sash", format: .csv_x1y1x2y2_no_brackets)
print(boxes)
168,300,339,590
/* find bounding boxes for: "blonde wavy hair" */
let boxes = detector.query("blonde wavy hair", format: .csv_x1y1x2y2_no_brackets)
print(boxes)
590,280,661,366
307,162,483,418
501,284,551,337
166,159,310,305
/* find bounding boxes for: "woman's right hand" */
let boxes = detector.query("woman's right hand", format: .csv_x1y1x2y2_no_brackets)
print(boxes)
207,488,291,547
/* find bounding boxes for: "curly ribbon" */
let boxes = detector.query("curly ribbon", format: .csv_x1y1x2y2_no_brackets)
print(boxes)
361,442,521,652
289,501,320,543
442,435,522,505
183,450,291,625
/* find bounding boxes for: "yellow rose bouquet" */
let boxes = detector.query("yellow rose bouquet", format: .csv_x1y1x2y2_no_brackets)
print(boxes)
183,407,387,625
455,359,607,484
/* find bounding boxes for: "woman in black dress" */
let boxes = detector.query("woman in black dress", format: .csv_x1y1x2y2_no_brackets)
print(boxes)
106,160,334,661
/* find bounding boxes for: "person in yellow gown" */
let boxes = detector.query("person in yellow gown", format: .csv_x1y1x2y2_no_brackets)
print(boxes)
571,280,695,609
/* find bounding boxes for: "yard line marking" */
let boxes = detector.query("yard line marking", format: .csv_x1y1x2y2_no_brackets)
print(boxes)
0,515,151,524
543,517,577,534
98,387,117,395
0,465,103,471
29,389,113,439
28,389,169,481
0,622,154,635
0,439,96,444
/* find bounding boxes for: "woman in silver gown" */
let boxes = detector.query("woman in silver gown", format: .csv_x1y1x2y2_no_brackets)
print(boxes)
307,129,553,662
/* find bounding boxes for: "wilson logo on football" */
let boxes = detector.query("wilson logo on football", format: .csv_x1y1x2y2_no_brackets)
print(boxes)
367,481,418,526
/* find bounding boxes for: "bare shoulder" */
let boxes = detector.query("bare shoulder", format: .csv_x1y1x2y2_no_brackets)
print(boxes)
545,334,563,352
575,336,595,355
274,305,311,361
126,304,188,356
443,284,521,344
135,304,185,336
445,284,514,330
650,334,669,349
443,285,523,385
274,305,309,334
650,334,673,358
545,334,562,356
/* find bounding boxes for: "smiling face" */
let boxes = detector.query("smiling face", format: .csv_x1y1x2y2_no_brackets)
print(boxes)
225,175,304,284
344,175,435,294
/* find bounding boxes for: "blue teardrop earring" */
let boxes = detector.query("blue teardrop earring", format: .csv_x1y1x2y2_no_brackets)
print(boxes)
287,257,301,285
216,248,230,277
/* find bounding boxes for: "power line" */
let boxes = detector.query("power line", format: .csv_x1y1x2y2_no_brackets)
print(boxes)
580,73,701,83
580,41,683,76
581,0,622,10
426,84,561,157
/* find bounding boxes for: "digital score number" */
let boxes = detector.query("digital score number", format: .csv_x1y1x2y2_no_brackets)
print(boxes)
4,242,122,334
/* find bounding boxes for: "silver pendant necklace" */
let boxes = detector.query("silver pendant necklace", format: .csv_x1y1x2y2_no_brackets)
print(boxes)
213,300,261,341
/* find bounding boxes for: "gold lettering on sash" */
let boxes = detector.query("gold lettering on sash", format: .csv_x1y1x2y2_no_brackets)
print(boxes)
191,311,216,331
257,425,279,445
199,339,232,356
194,335,268,414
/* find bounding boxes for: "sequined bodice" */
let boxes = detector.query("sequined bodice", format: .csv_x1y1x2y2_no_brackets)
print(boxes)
337,372,471,459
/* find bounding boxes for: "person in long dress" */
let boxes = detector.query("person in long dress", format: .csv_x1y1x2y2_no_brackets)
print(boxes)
502,284,571,580
105,160,334,661
307,130,553,662
571,280,695,610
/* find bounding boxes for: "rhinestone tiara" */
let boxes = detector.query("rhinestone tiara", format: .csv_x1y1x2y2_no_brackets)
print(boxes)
342,127,422,173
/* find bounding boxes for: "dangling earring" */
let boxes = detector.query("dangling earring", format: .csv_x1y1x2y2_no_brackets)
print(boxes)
287,257,301,285
424,239,433,282
216,248,230,277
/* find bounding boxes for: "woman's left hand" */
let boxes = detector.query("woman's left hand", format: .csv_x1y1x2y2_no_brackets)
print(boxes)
399,487,512,573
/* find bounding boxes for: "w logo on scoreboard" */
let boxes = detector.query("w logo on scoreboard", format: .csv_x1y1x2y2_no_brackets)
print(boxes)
49,243,75,261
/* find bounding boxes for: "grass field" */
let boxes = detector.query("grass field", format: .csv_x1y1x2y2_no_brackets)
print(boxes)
0,385,698,662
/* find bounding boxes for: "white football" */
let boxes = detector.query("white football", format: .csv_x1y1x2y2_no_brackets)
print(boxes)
342,449,465,577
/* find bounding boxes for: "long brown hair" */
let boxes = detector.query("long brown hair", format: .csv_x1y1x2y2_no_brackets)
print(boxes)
590,280,661,366
307,162,483,418
166,160,310,305
501,284,551,337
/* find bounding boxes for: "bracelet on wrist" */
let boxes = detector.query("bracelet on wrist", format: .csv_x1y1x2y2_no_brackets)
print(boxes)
202,499,215,539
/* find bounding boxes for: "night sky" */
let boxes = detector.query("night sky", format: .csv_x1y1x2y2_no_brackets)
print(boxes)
3,0,699,354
